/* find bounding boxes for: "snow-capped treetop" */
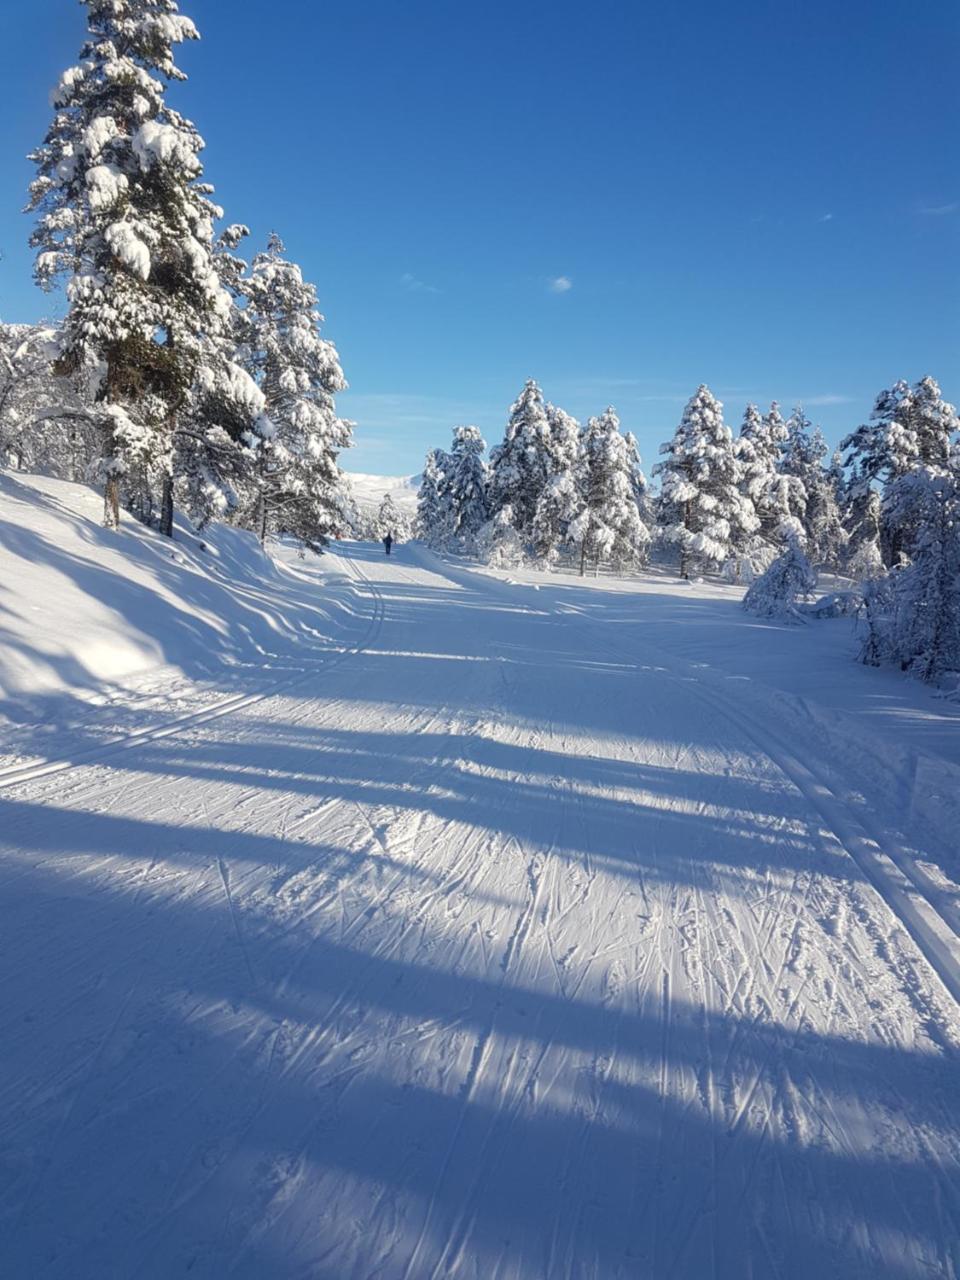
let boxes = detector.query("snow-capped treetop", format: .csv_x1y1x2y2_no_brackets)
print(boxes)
842,376,959,493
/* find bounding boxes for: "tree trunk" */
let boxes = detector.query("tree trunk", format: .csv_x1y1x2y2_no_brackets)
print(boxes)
104,475,121,530
579,541,586,577
159,473,174,538
258,495,269,547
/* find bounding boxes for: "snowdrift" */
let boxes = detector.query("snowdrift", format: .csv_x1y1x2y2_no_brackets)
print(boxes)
0,472,365,760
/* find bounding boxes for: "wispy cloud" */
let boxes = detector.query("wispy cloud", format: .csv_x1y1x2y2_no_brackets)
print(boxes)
548,275,573,293
803,393,855,406
338,391,495,434
817,212,834,223
399,271,440,294
919,202,958,216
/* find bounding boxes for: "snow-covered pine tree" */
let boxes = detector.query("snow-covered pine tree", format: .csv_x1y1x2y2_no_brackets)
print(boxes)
475,504,524,567
530,403,582,562
735,402,787,545
444,426,489,549
568,408,651,575
375,493,402,542
845,486,884,580
169,222,265,528
0,323,91,476
236,234,349,550
859,469,960,681
28,0,254,534
842,377,958,568
780,406,846,567
655,385,758,577
742,531,817,621
417,447,451,547
487,380,552,540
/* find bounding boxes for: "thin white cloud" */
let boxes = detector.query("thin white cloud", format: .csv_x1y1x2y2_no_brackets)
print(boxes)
337,390,493,433
919,202,958,216
548,275,573,293
399,271,440,294
803,393,855,406
817,212,834,223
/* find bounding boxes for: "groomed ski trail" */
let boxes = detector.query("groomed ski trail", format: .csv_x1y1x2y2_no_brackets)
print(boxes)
1,541,958,1280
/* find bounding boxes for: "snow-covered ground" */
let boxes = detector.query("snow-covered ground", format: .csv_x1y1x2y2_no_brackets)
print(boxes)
1,478,959,1278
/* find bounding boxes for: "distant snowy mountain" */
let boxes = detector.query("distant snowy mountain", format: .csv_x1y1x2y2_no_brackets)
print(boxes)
344,471,419,515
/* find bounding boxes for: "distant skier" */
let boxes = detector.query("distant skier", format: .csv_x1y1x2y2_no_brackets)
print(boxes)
383,532,393,556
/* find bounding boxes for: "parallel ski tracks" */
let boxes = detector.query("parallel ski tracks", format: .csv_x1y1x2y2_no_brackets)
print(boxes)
0,548,386,796
546,588,960,1012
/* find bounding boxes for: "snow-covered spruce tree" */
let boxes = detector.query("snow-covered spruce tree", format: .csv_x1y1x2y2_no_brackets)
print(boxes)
28,0,255,534
655,385,758,577
568,408,651,575
487,379,552,540
742,530,818,621
235,234,350,550
416,447,452,547
443,426,489,549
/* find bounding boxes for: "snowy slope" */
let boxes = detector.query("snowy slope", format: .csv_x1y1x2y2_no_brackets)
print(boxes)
344,469,419,517
0,471,369,773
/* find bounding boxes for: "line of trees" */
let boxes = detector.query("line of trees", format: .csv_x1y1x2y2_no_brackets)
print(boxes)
418,380,653,574
3,0,352,551
417,377,960,682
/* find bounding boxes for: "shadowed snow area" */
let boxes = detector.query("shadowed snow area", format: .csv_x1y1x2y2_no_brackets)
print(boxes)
1,486,959,1278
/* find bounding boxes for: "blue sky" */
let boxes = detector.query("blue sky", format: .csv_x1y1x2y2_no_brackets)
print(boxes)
2,0,958,476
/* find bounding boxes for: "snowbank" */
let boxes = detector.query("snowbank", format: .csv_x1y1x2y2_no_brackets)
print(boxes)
0,472,365,764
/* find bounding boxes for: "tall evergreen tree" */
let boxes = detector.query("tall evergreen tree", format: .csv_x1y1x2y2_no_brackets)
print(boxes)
655,385,758,577
417,447,451,547
238,234,349,550
487,379,552,537
860,470,960,681
28,0,258,533
530,404,582,561
842,376,959,568
444,426,489,547
780,407,846,566
736,402,786,545
569,408,651,574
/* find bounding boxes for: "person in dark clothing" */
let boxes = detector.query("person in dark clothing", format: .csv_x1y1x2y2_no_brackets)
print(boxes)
383,533,393,555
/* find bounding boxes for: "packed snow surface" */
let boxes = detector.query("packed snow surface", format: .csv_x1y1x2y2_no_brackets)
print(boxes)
1,479,960,1278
